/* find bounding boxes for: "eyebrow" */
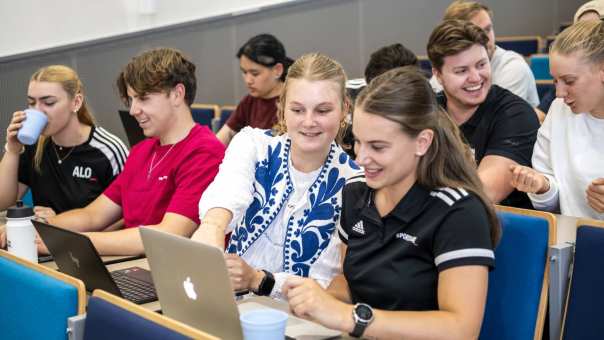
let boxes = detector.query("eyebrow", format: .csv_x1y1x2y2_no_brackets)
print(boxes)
27,95,56,101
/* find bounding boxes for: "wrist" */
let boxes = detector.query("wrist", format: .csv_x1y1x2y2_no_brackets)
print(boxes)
4,143,24,155
251,270,265,292
537,175,550,194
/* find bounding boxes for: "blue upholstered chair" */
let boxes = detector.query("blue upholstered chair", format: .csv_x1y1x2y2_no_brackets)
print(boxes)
560,219,604,340
496,36,543,56
84,290,218,340
536,80,554,102
216,105,236,132
0,249,86,340
530,54,552,80
191,103,220,130
417,55,432,78
479,206,556,340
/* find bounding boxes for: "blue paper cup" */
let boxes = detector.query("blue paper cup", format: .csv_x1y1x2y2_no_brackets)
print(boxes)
240,309,288,340
17,109,48,145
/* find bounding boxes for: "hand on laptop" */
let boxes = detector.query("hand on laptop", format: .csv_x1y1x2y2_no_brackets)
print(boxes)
224,253,263,292
284,276,353,333
35,231,50,255
33,206,56,221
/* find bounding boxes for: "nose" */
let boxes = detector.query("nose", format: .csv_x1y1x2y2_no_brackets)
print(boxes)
302,112,316,127
355,145,370,166
555,82,566,99
243,73,253,85
129,100,141,116
468,68,481,83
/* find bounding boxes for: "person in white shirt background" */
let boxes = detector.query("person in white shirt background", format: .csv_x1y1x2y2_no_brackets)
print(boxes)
510,19,604,220
192,52,360,299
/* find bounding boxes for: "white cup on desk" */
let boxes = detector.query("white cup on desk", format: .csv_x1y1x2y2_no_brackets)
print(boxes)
6,201,37,263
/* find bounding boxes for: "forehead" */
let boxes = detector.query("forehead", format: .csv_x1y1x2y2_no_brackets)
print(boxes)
239,55,268,71
28,81,67,97
550,51,592,77
442,44,488,68
286,78,341,104
470,9,492,28
352,108,403,139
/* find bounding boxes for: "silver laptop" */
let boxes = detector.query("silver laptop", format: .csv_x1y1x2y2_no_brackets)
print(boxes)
140,227,341,340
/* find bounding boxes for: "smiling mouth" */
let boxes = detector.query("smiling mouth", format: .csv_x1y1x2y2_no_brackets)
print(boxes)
364,168,382,178
300,131,321,137
463,83,483,93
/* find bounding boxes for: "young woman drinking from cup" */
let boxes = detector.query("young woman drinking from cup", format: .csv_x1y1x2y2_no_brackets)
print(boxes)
0,65,128,247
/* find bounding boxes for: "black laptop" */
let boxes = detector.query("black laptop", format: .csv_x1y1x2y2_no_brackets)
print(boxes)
118,109,146,147
33,220,157,304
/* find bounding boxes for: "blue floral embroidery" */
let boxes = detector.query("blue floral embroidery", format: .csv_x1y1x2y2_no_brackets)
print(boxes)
228,133,359,278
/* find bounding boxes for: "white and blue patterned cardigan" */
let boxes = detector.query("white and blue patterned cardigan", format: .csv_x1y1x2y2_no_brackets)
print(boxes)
199,127,360,279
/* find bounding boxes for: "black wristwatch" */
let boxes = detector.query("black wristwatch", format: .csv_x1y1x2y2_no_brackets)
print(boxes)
350,303,374,338
254,270,275,296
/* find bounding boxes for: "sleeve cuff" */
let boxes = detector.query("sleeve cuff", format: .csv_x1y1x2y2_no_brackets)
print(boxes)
528,174,559,210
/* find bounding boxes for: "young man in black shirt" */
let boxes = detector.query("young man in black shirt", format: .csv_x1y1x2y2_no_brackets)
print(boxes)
427,20,539,209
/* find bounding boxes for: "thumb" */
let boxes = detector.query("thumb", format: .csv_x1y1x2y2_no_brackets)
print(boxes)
592,178,604,185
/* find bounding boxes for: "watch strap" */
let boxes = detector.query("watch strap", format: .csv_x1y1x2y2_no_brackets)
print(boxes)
255,270,275,296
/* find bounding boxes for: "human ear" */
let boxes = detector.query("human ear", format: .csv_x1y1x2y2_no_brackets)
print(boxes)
415,129,434,156
273,63,284,80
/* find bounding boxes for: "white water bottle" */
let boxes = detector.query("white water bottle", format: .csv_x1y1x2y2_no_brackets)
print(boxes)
6,201,37,263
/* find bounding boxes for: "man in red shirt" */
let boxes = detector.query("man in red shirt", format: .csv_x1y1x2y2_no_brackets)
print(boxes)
43,48,225,255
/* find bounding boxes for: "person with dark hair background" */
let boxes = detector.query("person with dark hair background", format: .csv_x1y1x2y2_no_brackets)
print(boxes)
216,33,293,146
342,43,420,157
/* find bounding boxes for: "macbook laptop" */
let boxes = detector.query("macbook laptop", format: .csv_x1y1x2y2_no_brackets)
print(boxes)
118,109,146,147
33,220,157,304
140,227,341,340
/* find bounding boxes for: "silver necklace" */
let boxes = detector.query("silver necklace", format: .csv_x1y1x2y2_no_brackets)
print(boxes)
147,144,176,179
53,143,76,164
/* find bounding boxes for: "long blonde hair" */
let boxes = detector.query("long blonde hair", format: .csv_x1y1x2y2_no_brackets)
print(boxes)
30,65,95,172
356,66,500,246
273,53,350,143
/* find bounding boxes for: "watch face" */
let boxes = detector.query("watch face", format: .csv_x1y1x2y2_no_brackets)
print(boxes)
355,304,373,322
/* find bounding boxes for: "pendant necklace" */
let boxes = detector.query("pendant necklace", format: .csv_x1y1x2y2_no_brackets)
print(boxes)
147,143,176,179
53,143,76,164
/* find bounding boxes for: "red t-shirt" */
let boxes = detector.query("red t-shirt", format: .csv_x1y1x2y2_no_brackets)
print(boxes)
225,95,279,132
103,124,225,227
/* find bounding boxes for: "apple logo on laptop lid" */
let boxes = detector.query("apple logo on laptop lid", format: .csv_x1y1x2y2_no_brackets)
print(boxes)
183,276,198,300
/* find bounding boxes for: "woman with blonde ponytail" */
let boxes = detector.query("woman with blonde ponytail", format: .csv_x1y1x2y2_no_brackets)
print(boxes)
0,65,128,237
284,66,499,339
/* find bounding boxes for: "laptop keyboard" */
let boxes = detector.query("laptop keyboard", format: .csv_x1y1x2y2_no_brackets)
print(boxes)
111,270,157,304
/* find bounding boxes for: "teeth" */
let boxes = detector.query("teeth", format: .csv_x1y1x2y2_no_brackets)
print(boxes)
465,84,482,91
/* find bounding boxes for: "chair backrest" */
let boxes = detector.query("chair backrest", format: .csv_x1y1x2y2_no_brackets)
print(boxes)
217,105,236,132
480,206,556,340
191,103,220,130
0,249,85,340
536,79,554,102
560,219,604,340
496,35,543,56
417,55,432,78
530,54,552,80
84,290,219,340
544,35,556,53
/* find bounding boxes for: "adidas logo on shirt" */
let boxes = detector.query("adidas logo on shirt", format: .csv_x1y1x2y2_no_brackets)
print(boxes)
352,220,365,235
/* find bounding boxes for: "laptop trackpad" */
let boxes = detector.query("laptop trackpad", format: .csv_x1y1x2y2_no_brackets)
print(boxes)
238,302,341,339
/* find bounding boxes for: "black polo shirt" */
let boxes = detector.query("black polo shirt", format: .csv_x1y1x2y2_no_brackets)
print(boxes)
338,177,495,311
437,85,539,209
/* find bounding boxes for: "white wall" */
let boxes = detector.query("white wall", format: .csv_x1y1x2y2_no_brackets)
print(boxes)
0,0,299,59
